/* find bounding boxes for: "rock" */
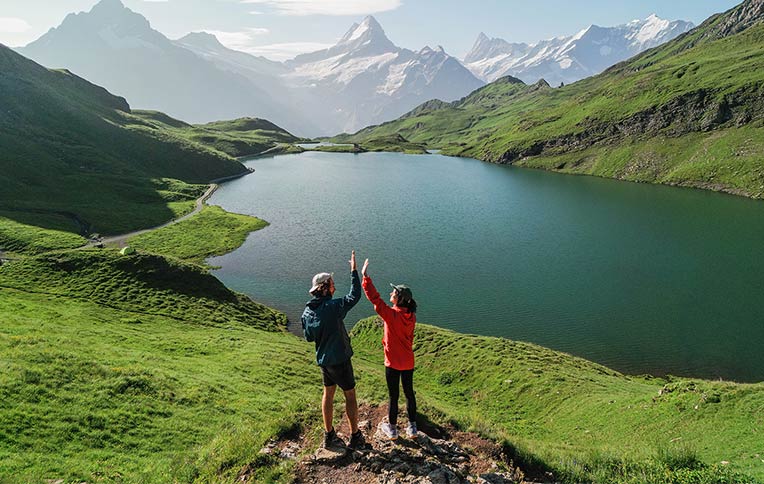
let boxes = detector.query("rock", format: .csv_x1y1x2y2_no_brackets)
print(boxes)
426,467,462,484
280,442,301,459
477,472,516,484
314,445,348,463
359,419,372,432
258,440,277,455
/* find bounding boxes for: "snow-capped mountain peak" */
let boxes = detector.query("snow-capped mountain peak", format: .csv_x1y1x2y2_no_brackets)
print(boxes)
419,45,446,55
336,15,393,51
285,16,483,134
464,33,519,64
629,14,675,46
464,14,694,85
177,31,226,50
90,0,128,16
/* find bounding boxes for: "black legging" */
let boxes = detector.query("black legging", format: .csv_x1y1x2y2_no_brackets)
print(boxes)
385,367,416,425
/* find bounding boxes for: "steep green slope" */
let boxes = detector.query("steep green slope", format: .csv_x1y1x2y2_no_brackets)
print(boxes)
0,45,295,236
336,0,764,199
0,44,245,234
133,111,303,158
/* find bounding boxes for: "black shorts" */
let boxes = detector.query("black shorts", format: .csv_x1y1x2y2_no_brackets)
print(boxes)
321,359,356,391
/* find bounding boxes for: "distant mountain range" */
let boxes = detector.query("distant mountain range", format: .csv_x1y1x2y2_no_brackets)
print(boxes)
17,0,694,136
464,14,694,86
334,0,764,200
17,0,482,136
283,16,484,135
17,0,317,135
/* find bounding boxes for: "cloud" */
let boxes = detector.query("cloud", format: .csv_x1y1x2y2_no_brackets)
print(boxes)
244,42,334,61
240,0,402,16
201,27,270,52
0,17,31,33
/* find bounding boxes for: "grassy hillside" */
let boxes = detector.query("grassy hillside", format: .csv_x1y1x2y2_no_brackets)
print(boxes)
129,205,268,266
0,45,297,235
352,319,764,483
0,216,85,255
335,0,764,199
0,201,305,483
0,284,310,483
133,112,303,158
1,203,762,482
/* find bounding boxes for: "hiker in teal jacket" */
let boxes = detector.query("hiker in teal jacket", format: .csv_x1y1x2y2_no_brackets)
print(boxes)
301,250,368,450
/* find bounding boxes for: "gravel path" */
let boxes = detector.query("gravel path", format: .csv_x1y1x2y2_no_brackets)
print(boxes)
98,183,219,248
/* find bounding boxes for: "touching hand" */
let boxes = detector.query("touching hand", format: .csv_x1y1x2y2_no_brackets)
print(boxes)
361,258,369,277
349,250,357,271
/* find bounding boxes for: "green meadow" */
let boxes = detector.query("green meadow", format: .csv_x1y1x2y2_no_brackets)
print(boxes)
2,1,764,481
1,206,762,483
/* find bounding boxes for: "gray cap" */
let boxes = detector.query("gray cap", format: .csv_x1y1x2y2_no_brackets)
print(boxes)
389,283,413,303
310,272,333,293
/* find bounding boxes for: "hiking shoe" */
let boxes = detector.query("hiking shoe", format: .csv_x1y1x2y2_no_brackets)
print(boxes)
348,430,371,450
405,422,418,438
322,428,345,449
379,422,398,440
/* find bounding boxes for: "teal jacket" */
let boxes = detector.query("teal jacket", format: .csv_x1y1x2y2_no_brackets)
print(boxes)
301,270,361,366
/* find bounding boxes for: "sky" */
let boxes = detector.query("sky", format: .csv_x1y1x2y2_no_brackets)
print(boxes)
0,0,743,61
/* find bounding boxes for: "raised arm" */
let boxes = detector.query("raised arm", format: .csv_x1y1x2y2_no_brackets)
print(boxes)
361,259,396,322
340,250,361,313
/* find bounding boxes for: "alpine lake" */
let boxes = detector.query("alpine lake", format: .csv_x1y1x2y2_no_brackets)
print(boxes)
208,151,764,383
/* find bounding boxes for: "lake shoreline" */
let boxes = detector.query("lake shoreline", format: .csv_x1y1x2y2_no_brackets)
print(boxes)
209,150,764,383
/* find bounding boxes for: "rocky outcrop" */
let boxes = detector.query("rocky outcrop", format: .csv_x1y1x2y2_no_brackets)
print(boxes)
249,405,530,484
689,0,764,46
497,83,764,163
296,421,523,484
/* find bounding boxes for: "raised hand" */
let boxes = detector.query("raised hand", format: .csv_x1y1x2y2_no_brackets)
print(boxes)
361,258,369,277
349,250,357,271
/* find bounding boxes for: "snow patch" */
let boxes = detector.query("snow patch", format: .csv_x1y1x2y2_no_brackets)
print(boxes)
634,14,670,45
378,60,412,95
288,52,399,85
346,21,369,42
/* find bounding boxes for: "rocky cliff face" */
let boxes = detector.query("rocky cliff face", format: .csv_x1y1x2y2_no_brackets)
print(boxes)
498,84,764,163
694,0,764,44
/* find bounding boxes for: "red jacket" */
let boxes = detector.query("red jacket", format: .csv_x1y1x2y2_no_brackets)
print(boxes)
362,275,416,370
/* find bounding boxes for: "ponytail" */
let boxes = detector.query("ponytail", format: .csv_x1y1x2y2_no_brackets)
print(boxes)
397,298,417,314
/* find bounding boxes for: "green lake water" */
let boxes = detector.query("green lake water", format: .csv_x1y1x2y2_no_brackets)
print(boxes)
208,151,764,382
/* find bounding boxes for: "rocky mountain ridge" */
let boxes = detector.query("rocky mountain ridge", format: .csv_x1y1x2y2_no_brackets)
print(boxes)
18,2,483,136
282,15,484,134
18,0,305,133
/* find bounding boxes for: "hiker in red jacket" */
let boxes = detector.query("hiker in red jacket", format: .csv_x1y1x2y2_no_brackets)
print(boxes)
361,258,418,439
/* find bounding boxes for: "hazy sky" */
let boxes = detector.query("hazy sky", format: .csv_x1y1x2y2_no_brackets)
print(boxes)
0,0,742,61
